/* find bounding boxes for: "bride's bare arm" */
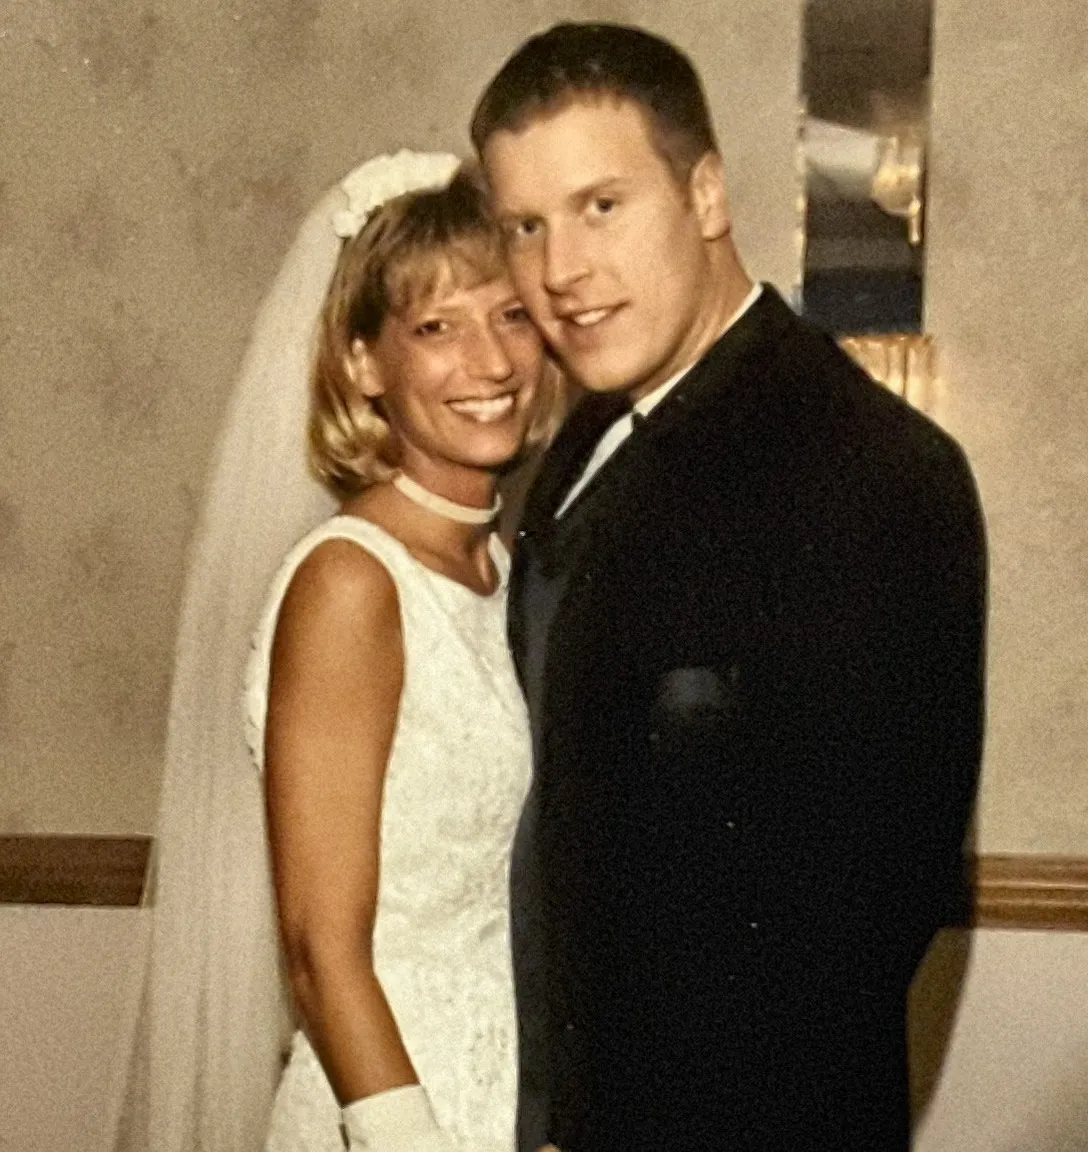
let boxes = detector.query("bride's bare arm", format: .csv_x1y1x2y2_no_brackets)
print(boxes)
264,538,415,1105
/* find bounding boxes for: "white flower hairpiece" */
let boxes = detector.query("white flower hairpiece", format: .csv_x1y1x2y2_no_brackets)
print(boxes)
332,149,462,240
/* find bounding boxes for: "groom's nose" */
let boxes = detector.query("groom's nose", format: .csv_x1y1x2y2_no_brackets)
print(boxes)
543,225,591,295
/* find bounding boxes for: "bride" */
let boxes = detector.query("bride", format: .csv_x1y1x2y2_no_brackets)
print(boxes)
134,152,559,1152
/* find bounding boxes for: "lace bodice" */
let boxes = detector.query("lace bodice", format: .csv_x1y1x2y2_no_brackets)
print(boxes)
246,516,531,1152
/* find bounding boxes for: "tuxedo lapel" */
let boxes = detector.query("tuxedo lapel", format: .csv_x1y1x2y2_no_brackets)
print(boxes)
535,290,794,554
510,288,794,677
508,391,631,680
521,391,633,529
550,289,797,535
512,392,631,571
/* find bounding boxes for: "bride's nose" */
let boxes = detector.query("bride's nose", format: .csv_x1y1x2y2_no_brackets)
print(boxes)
464,324,514,381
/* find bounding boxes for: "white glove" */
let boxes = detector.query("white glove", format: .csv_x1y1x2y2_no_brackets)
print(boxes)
340,1084,456,1151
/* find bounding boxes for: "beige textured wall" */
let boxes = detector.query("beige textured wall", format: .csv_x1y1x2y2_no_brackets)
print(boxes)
0,1,801,834
0,907,150,1150
911,929,1088,1151
926,0,1088,855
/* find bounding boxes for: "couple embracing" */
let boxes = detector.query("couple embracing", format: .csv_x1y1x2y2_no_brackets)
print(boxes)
144,22,986,1152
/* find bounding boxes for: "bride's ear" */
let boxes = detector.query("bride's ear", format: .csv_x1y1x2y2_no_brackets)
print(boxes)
345,337,385,398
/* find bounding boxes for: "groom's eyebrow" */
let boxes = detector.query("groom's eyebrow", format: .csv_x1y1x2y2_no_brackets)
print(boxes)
569,176,629,207
495,176,630,224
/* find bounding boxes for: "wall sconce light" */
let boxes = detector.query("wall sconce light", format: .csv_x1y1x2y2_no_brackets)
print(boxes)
870,132,926,248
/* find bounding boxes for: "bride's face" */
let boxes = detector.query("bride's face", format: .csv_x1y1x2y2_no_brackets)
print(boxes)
355,272,544,479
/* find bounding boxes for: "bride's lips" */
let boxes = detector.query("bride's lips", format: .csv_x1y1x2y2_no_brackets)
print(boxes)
446,391,518,423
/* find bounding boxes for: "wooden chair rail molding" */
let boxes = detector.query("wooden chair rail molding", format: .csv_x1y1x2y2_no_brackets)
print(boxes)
972,854,1088,932
0,835,151,907
2,837,1088,931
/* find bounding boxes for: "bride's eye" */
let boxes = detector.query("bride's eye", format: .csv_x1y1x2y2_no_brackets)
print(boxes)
414,318,449,337
506,218,541,245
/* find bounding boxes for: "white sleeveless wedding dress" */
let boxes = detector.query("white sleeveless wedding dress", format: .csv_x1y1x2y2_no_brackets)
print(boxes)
245,515,531,1152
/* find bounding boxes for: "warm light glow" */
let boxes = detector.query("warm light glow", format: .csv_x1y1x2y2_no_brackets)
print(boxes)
839,332,937,410
871,133,926,246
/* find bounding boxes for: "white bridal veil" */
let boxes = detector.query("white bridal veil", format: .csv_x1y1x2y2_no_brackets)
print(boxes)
122,182,343,1152
121,152,465,1152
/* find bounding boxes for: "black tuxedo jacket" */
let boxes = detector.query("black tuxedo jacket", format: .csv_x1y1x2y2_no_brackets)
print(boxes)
507,289,986,1152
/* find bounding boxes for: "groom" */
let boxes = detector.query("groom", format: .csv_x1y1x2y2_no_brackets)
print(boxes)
474,22,986,1152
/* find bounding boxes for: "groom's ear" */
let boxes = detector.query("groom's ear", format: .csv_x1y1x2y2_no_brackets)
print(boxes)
345,338,384,398
689,152,732,242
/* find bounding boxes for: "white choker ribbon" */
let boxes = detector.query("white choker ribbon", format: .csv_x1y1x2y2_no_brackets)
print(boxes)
392,472,502,525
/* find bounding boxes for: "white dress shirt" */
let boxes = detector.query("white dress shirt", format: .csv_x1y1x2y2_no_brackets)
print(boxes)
555,283,763,517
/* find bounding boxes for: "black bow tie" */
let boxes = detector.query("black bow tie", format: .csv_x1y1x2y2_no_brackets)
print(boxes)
580,390,646,432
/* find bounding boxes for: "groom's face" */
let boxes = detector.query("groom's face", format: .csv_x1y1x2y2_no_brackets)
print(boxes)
483,97,717,401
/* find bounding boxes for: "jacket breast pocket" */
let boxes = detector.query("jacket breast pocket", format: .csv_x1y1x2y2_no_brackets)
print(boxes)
650,664,746,737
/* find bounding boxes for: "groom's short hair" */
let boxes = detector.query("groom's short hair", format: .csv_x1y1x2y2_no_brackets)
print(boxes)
470,22,719,182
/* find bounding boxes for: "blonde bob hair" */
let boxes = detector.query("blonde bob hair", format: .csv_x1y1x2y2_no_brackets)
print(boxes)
310,166,563,497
